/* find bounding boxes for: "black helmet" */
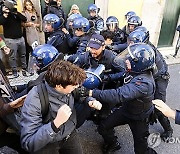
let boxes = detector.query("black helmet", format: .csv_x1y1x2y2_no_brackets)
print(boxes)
106,16,119,31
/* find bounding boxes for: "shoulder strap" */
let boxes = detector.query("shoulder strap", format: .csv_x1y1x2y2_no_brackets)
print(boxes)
37,82,49,118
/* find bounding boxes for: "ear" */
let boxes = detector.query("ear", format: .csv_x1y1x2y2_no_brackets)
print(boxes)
55,84,63,90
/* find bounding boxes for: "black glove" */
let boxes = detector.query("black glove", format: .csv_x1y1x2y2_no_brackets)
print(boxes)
102,74,110,82
73,86,90,100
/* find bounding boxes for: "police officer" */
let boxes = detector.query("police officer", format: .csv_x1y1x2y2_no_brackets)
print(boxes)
128,29,173,139
62,13,82,54
106,16,127,53
125,11,136,20
43,13,70,54
122,15,142,35
87,4,104,34
68,34,125,84
68,34,126,124
71,17,95,54
86,43,157,154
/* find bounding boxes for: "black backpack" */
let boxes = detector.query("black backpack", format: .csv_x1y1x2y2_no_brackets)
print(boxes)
37,82,49,120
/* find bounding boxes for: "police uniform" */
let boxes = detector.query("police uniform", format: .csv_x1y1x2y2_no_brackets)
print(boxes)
92,72,157,154
151,43,173,138
75,33,94,54
65,33,80,54
112,28,127,53
68,49,124,80
47,30,70,54
88,15,104,34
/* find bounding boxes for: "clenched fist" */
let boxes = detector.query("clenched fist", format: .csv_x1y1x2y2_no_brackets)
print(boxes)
53,104,72,128
88,100,102,110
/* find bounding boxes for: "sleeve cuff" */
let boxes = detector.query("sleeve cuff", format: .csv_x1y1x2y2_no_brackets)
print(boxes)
175,110,180,125
51,121,59,133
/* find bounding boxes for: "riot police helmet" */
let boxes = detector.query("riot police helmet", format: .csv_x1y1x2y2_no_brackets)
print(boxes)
106,16,119,31
87,4,99,15
72,17,90,32
66,13,82,29
128,15,142,26
125,11,136,20
134,26,150,42
83,64,105,89
43,14,64,32
114,43,155,73
128,30,148,44
31,44,64,71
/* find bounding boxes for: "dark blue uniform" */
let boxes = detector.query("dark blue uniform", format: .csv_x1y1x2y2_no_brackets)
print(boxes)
111,28,127,53
92,72,157,154
68,49,125,81
65,33,80,54
68,49,125,125
88,15,104,34
175,110,180,125
47,30,69,54
150,43,173,137
75,31,95,54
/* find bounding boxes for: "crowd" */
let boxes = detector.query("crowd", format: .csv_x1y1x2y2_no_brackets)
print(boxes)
0,0,179,154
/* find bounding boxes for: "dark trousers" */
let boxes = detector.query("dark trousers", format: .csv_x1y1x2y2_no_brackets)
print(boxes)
154,77,172,131
98,108,157,154
32,130,83,154
75,103,92,128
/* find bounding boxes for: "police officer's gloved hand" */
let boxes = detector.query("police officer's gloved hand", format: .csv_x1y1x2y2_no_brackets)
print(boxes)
73,86,90,99
102,74,111,82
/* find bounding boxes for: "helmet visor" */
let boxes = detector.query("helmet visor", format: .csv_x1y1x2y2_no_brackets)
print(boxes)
113,48,129,70
107,23,118,31
27,55,40,74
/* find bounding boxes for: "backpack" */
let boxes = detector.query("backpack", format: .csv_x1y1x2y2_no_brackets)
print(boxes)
37,82,49,120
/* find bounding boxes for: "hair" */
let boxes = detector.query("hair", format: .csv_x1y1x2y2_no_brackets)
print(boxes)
100,30,115,40
23,0,36,13
45,60,86,88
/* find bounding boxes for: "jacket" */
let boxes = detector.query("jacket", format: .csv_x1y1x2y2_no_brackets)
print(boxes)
20,81,76,152
92,72,155,120
0,11,27,39
47,30,70,54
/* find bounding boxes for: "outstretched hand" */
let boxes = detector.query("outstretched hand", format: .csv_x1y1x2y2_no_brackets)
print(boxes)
152,99,176,119
9,95,27,108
